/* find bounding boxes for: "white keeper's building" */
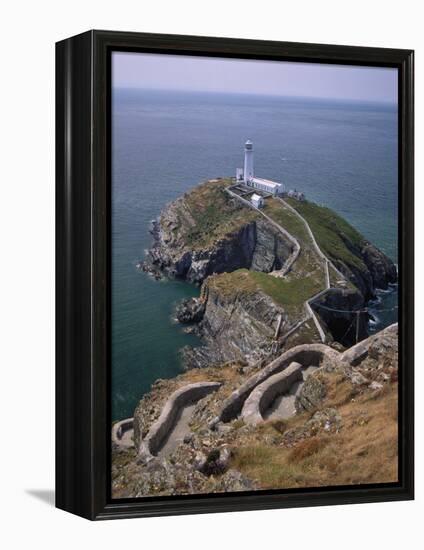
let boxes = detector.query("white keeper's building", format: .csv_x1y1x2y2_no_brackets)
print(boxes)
236,140,285,196
251,193,264,208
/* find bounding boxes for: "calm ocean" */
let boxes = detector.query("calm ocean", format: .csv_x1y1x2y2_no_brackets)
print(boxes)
112,89,398,420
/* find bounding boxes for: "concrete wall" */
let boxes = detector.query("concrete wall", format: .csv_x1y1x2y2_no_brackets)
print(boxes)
218,343,340,422
340,323,398,365
138,381,221,459
111,418,134,448
242,362,303,425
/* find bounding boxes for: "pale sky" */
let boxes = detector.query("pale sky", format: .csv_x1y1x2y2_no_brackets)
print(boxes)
112,52,398,104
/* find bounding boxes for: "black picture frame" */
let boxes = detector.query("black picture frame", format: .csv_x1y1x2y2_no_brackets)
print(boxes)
56,29,414,520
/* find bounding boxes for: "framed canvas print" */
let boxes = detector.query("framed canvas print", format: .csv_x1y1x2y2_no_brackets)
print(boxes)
56,30,414,520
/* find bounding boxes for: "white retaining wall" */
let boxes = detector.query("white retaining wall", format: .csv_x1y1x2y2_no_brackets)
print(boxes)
138,381,221,460
241,362,303,425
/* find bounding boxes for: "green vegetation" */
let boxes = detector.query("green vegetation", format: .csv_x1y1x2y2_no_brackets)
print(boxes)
249,270,322,312
168,181,370,290
286,198,366,270
207,269,258,299
263,196,327,291
263,199,310,243
208,268,322,315
172,178,258,248
168,181,365,313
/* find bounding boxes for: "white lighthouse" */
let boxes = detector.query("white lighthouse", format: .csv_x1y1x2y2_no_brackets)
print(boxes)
236,139,286,197
243,139,254,183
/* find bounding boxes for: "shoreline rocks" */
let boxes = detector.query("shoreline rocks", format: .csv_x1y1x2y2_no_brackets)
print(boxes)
142,180,397,358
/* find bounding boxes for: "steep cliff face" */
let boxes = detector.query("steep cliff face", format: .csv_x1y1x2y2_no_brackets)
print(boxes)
311,288,368,346
181,272,288,369
148,219,293,284
328,239,397,300
144,179,294,284
142,179,397,363
360,242,398,292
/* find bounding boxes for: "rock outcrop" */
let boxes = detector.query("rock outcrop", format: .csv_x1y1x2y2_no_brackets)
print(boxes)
146,216,293,285
112,174,400,499
142,180,294,284
112,324,399,498
311,287,369,346
330,240,397,300
181,274,287,369
360,242,398,292
295,373,327,413
142,180,397,360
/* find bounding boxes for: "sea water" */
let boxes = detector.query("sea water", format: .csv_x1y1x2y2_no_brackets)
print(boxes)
112,89,398,420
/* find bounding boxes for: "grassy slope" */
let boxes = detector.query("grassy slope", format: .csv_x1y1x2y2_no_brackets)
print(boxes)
170,180,364,314
263,199,310,243
263,197,327,281
207,268,321,316
171,178,258,249
286,197,366,270
231,374,398,488
172,181,327,315
249,271,321,311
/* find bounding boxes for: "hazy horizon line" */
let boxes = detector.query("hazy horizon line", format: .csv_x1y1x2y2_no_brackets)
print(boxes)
112,86,398,106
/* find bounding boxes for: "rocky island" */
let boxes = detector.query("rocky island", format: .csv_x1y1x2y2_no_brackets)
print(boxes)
112,177,398,498
143,178,397,367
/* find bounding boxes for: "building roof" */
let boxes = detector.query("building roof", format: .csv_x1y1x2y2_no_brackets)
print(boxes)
251,177,283,190
251,193,262,201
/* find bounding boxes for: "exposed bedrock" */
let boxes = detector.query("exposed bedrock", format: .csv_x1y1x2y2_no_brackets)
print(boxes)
180,279,287,369
144,181,397,300
180,283,368,369
340,321,398,367
295,373,327,413
175,297,206,324
361,242,398,290
311,288,369,347
143,181,398,368
145,218,293,285
331,238,397,299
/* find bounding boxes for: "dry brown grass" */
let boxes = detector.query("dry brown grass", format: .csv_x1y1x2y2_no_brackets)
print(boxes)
323,373,359,407
178,362,250,401
288,436,330,462
207,270,257,299
231,376,398,490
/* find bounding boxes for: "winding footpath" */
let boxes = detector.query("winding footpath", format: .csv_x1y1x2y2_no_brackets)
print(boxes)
226,186,351,343
277,197,346,281
114,185,394,460
226,188,301,277
276,196,350,342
